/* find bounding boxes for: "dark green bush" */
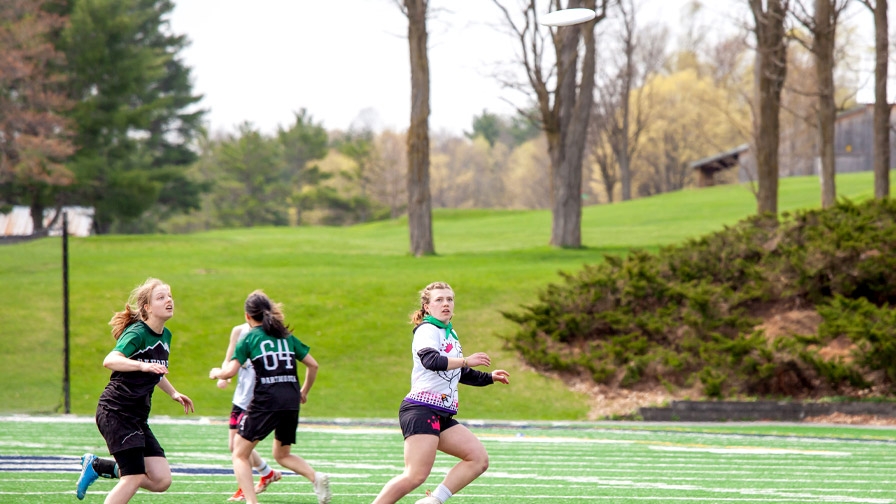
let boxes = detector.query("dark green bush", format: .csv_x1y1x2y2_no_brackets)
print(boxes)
503,198,896,399
818,295,896,382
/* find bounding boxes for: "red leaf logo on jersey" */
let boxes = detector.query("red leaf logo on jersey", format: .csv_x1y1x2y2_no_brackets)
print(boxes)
444,342,454,354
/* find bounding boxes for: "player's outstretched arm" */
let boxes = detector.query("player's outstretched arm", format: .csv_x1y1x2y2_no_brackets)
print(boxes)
158,376,194,414
103,351,168,374
210,359,242,381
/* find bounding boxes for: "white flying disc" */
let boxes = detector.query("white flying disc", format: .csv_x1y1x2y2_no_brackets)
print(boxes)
540,8,596,27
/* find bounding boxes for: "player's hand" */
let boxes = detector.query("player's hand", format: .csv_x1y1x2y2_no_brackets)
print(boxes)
492,369,510,384
465,352,491,368
172,392,194,414
141,362,169,375
209,368,222,380
216,378,230,389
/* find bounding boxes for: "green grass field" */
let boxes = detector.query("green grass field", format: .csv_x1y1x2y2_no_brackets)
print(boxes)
0,172,891,420
2,415,895,503
3,173,896,502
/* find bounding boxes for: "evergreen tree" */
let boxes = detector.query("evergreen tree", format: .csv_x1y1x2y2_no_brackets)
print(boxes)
60,0,205,233
211,122,288,228
277,110,329,225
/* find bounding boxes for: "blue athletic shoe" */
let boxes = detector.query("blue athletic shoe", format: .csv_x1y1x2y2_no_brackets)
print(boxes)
76,453,99,500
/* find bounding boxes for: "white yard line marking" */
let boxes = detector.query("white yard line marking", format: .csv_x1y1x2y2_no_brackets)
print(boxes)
648,445,850,456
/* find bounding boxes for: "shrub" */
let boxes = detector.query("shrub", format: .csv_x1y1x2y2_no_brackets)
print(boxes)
503,198,896,400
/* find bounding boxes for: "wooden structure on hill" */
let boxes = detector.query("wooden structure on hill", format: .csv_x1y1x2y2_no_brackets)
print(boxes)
690,103,896,186
690,144,749,187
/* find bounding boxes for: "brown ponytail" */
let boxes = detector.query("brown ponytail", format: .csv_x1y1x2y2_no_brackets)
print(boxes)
245,289,291,338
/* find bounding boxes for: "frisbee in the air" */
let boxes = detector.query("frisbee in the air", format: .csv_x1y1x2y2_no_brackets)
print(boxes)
540,8,596,26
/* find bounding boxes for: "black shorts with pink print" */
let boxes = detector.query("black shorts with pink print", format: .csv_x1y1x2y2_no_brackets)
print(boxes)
398,400,459,439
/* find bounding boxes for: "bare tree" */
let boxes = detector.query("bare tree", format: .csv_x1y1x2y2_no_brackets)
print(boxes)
401,0,435,256
595,0,666,201
370,130,408,218
429,132,506,209
749,0,790,215
606,0,637,201
792,0,851,208
492,0,609,248
588,113,619,202
505,135,553,208
857,0,890,199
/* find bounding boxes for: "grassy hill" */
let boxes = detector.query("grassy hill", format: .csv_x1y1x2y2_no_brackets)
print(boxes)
0,172,888,420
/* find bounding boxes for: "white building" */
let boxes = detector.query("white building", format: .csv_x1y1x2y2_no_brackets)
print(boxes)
0,206,94,237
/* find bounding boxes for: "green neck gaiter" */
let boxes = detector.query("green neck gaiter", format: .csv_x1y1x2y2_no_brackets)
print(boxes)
423,314,457,340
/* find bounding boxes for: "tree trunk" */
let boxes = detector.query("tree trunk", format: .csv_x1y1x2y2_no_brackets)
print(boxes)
493,0,607,247
871,0,890,199
29,199,45,233
549,0,602,248
550,13,583,248
616,0,636,202
618,81,633,202
815,0,837,209
750,0,788,216
404,0,434,256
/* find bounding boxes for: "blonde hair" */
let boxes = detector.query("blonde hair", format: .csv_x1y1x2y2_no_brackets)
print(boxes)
409,281,453,325
108,278,169,340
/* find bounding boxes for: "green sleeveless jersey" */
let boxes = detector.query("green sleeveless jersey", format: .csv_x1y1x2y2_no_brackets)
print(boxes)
233,326,310,411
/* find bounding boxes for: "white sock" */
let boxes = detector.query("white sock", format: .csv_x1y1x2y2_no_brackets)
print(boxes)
255,462,272,477
432,484,452,502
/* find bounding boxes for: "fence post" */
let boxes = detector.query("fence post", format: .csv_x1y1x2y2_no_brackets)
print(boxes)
62,211,70,414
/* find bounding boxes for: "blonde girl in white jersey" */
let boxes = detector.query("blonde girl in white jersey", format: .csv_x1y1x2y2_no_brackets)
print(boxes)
372,281,510,504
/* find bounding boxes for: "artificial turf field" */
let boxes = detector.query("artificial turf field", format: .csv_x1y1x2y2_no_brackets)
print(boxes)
2,415,896,503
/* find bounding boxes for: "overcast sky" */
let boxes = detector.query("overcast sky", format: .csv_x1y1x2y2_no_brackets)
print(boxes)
167,0,876,137
168,0,493,136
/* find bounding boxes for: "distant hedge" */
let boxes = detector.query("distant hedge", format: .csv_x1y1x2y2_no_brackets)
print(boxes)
503,198,896,399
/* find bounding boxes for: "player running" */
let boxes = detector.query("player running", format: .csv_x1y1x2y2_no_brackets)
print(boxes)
210,290,330,504
76,277,194,503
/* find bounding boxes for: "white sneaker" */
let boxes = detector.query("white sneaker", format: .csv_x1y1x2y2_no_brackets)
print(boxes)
414,496,442,504
313,472,331,504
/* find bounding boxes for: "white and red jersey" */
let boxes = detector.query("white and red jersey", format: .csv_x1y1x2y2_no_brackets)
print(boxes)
404,322,464,415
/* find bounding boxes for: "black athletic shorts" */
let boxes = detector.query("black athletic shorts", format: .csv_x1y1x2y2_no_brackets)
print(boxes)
398,401,459,439
230,404,247,430
95,405,164,475
238,409,298,445
113,447,151,477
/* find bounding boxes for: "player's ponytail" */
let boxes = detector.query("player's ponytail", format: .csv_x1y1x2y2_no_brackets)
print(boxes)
108,278,168,339
245,289,291,339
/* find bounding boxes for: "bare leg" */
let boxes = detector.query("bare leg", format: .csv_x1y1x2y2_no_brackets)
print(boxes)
104,475,141,504
230,428,263,475
371,434,439,504
232,435,261,504
104,456,172,504
271,438,315,481
435,424,489,494
228,428,237,453
250,449,263,469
